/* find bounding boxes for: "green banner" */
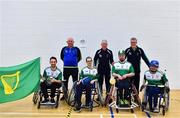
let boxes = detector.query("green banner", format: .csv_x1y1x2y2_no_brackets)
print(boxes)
0,58,40,104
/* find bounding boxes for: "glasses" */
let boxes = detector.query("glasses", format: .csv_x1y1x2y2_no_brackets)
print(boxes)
131,40,137,43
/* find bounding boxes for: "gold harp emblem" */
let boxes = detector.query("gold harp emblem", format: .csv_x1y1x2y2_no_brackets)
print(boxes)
0,71,20,94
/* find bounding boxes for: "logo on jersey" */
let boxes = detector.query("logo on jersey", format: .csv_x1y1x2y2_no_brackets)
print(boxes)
128,52,132,55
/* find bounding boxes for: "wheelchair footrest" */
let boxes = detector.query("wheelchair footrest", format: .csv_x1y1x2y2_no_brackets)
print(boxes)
109,101,139,110
40,101,56,105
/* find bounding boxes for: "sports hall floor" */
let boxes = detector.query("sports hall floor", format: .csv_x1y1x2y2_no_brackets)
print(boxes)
0,90,180,118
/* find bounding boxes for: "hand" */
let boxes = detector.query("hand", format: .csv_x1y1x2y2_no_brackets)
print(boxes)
90,80,95,84
140,85,145,92
40,79,44,82
77,81,81,85
118,76,123,80
50,78,57,83
122,75,127,79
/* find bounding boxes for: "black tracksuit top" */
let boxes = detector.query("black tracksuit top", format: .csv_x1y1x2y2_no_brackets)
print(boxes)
125,46,150,73
94,48,114,73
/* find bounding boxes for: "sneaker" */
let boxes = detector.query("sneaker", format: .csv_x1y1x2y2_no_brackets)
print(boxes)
124,99,129,105
118,99,124,107
74,107,81,113
153,107,159,113
119,99,124,105
51,98,55,103
42,98,49,103
60,96,65,100
123,99,130,107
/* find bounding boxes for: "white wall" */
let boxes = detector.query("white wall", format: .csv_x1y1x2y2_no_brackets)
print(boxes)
1,0,180,89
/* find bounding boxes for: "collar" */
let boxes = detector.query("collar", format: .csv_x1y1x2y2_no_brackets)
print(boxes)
118,59,127,64
51,67,57,71
130,46,138,51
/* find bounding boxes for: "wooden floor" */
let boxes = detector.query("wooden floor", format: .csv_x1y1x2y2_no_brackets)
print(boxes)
0,90,180,118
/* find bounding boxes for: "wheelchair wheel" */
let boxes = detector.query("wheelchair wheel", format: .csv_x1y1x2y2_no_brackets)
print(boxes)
37,91,43,109
131,109,134,113
104,85,115,106
132,84,141,106
37,102,40,109
116,108,119,113
32,92,39,104
165,92,170,111
55,90,60,108
67,81,77,106
96,82,104,106
62,83,68,102
162,106,165,116
141,102,146,111
55,102,59,108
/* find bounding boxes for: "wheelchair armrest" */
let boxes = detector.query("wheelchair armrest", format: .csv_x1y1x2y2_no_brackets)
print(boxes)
93,79,98,82
164,86,170,93
61,79,66,82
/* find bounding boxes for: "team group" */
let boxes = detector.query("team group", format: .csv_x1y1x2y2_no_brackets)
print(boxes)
40,37,169,113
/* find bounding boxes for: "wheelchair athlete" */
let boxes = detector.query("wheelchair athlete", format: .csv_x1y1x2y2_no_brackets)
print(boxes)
112,50,135,107
74,56,98,112
40,56,62,103
140,60,170,113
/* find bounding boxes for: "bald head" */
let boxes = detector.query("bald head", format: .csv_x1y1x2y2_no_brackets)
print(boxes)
66,37,74,47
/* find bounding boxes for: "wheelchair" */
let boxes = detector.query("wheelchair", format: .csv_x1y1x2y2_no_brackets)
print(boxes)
105,80,140,113
67,80,104,111
141,85,170,116
32,79,68,109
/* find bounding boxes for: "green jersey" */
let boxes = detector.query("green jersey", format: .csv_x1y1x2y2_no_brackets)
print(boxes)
43,67,62,80
112,60,134,76
144,70,168,86
80,66,98,80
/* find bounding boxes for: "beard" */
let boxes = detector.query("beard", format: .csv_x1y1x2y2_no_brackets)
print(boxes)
120,58,125,62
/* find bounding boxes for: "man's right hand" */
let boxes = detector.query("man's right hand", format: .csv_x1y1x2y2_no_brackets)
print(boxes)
50,78,57,83
140,85,145,92
118,75,123,80
77,80,81,85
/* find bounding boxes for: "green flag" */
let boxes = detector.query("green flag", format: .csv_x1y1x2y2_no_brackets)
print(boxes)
0,58,40,104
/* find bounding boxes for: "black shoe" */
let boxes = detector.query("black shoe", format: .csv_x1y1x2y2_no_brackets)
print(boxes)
85,102,92,108
85,105,90,109
74,107,81,113
60,96,65,100
42,98,49,103
96,97,99,101
51,98,55,103
149,108,154,112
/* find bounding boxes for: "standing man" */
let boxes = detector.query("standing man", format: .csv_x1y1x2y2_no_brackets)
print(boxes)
94,40,114,94
60,37,82,99
125,37,150,93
